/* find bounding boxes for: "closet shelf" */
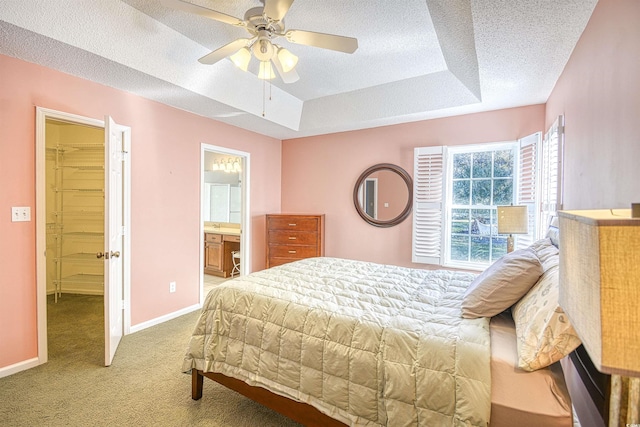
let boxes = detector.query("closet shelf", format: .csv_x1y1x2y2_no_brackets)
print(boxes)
57,143,104,150
54,273,104,285
53,210,104,217
56,165,104,170
48,129,105,302
55,252,102,262
61,231,104,239
54,188,104,193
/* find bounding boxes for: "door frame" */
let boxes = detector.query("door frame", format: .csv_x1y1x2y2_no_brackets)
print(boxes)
35,107,132,366
200,144,250,305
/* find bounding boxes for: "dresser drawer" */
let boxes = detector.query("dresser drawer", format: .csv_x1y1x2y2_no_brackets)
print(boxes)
267,230,318,246
268,245,318,259
205,233,222,243
267,216,319,231
223,234,240,243
268,257,305,268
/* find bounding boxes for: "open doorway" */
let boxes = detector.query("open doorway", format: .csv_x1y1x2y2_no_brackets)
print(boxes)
35,108,131,368
200,144,250,304
44,118,105,365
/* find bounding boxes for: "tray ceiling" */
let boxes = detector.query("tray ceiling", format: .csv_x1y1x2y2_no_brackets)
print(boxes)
0,0,597,139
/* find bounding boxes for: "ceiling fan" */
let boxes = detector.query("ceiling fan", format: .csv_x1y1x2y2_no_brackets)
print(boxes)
161,0,359,83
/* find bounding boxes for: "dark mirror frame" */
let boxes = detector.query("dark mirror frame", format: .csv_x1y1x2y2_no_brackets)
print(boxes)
353,163,413,228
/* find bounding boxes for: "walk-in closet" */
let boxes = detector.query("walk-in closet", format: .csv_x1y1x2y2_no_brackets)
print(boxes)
45,118,105,362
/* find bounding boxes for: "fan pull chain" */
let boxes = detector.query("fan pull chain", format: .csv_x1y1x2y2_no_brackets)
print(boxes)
261,77,273,117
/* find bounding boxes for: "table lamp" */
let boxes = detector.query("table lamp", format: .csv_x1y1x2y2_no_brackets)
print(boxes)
497,205,529,252
558,209,640,426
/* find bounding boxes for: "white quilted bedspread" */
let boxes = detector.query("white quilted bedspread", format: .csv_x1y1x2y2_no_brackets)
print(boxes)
182,257,490,426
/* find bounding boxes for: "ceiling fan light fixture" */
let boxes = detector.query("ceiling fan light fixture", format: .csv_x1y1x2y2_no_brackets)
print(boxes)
251,34,275,62
229,47,251,71
277,47,298,73
258,61,275,80
163,0,359,84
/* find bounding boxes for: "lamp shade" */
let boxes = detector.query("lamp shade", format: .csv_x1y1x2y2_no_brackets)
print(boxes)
277,47,298,73
258,61,275,80
497,205,529,234
230,47,251,71
558,209,640,376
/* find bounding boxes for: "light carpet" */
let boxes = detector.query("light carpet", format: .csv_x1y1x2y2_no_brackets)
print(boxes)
0,294,301,427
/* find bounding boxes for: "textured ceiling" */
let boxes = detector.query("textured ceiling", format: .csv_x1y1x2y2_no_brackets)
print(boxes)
0,0,597,139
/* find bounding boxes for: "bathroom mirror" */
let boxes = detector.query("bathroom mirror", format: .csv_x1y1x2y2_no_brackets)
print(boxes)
353,163,413,227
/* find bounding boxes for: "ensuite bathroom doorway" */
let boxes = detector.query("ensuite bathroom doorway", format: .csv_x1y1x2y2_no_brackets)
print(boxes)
200,144,250,304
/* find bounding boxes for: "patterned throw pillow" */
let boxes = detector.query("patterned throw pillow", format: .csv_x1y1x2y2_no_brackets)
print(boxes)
512,263,582,371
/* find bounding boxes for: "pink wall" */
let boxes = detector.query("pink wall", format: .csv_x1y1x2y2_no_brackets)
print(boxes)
281,105,545,268
0,55,281,369
545,0,640,209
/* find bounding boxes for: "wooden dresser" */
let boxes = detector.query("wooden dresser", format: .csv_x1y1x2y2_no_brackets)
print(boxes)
266,214,325,268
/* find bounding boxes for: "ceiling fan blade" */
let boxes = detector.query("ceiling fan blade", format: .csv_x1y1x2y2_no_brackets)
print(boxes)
198,38,251,65
272,55,300,84
264,0,295,22
284,30,358,54
160,0,245,27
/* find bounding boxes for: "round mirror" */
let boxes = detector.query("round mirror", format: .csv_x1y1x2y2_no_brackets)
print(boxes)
353,163,413,227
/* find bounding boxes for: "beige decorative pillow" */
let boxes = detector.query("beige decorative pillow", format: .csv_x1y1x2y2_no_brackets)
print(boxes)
529,238,559,272
461,247,543,319
512,264,582,371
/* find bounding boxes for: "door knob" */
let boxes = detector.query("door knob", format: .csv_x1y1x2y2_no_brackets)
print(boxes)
97,252,104,259
110,251,121,258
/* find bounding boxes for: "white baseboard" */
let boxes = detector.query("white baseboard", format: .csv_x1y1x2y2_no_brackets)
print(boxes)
0,357,41,379
128,303,201,334
1,303,201,378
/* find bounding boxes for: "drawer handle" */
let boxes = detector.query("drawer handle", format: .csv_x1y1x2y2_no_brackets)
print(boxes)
288,237,297,240
288,223,297,226
288,250,297,254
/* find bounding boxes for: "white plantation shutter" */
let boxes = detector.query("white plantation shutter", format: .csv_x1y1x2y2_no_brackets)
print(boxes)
540,116,564,235
515,132,541,250
412,146,446,264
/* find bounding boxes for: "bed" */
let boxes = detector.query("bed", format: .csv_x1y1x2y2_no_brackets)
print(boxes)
184,231,595,426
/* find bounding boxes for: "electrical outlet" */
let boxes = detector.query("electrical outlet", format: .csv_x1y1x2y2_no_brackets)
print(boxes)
169,281,176,293
11,207,31,222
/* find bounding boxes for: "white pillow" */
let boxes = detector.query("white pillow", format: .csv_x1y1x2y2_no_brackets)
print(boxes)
529,238,559,272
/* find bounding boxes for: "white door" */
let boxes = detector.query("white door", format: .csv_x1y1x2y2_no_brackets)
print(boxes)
104,116,129,366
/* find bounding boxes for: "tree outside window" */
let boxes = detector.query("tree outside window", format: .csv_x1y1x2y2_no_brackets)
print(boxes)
448,147,515,265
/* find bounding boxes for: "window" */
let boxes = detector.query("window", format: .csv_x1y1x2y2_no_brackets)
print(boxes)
448,144,516,267
539,116,564,234
413,118,563,269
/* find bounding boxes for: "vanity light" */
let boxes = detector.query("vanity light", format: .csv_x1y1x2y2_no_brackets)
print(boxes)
211,157,241,173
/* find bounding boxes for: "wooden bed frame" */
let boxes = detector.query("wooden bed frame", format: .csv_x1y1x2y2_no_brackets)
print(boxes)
563,345,610,427
192,345,611,427
191,369,347,426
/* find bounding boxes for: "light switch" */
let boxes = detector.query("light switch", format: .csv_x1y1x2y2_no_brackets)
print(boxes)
11,207,31,222
384,203,389,208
